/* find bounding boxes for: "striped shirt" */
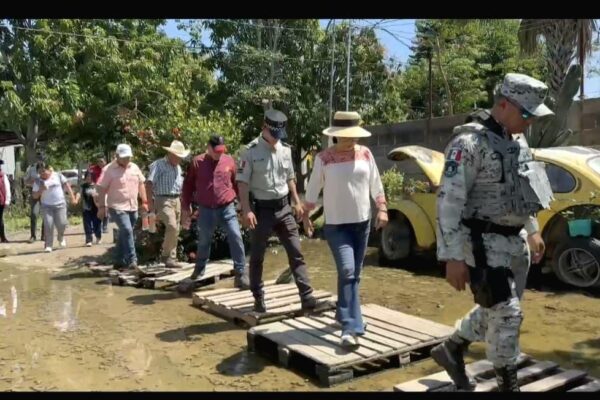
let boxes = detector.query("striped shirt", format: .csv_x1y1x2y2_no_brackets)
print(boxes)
147,157,183,196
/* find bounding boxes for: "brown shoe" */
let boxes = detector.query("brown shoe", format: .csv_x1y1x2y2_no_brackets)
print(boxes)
164,258,183,269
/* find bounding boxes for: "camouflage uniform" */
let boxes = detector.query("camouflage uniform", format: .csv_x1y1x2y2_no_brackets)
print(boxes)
436,127,537,367
433,73,555,391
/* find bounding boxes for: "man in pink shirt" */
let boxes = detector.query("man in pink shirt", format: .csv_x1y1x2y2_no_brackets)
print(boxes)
97,144,148,271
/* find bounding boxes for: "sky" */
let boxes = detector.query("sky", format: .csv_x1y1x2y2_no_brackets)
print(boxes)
162,19,600,100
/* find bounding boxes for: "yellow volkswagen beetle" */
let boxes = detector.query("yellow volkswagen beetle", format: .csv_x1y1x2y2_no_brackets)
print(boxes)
380,145,600,288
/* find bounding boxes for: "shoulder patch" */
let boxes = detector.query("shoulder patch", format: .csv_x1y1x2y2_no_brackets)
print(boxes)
443,160,459,177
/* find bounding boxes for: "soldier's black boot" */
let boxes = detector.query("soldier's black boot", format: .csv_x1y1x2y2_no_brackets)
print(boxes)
430,336,476,391
495,365,520,392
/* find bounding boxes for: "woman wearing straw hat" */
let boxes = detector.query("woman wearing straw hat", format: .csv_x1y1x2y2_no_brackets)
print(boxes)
304,111,388,347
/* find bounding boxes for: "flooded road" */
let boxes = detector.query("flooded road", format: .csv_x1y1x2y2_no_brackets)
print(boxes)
0,234,599,391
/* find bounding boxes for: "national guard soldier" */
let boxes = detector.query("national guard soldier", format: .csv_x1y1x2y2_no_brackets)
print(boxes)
236,109,318,313
431,73,555,391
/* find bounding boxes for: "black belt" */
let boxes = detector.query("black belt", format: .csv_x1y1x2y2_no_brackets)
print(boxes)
461,218,523,237
156,194,180,198
254,196,289,209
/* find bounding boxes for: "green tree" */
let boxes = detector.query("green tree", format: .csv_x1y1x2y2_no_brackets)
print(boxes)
0,19,84,165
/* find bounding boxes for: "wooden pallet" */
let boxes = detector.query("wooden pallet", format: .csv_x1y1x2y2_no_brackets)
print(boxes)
247,303,454,386
88,260,234,289
393,354,600,392
141,260,235,289
193,280,337,327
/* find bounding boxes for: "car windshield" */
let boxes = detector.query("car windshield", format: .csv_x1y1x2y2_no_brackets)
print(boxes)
587,156,600,176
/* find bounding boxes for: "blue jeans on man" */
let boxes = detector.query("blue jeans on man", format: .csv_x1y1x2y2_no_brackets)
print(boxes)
192,202,246,279
109,208,138,267
324,219,371,336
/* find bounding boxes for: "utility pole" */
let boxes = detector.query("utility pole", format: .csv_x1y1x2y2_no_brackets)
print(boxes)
578,20,586,134
328,19,337,126
345,19,352,111
426,46,433,146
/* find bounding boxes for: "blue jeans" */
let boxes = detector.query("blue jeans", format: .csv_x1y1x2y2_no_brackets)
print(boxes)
192,203,245,279
83,209,102,243
324,220,370,336
109,208,138,266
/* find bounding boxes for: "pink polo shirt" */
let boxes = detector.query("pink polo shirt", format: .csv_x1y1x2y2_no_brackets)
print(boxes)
97,161,145,211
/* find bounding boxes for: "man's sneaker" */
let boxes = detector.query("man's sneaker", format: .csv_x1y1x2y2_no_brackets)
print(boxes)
176,278,196,293
28,237,36,244
164,258,183,269
234,269,250,290
59,239,67,248
300,295,318,311
44,247,53,253
85,242,93,247
253,298,266,313
430,338,476,391
340,334,358,348
95,238,102,245
113,263,125,271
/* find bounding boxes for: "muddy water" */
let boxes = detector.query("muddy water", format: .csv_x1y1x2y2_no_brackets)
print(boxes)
0,238,599,391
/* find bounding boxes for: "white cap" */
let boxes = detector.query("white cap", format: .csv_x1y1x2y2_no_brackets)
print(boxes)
116,143,133,158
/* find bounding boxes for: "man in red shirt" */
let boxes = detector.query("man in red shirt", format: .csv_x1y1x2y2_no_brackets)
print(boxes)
89,155,107,184
180,135,249,290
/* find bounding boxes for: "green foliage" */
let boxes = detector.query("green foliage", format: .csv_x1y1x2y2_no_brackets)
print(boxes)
381,166,405,201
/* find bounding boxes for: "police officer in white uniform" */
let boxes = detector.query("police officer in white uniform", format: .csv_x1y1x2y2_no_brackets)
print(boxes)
237,109,317,313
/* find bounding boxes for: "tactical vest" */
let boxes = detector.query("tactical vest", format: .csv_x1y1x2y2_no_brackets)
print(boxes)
452,122,554,220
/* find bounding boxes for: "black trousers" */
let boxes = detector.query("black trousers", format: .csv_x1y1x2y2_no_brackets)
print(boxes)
249,203,313,300
0,205,5,240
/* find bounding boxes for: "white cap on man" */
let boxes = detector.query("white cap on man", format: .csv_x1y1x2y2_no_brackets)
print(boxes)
116,143,133,158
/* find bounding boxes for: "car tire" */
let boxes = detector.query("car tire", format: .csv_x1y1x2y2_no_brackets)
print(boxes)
378,212,412,267
551,237,600,288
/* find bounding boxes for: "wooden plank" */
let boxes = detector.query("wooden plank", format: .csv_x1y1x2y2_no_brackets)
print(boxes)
250,322,359,365
220,287,299,307
521,370,588,392
159,263,232,283
568,379,600,392
394,359,494,392
257,290,332,311
278,318,377,361
291,315,397,354
258,294,336,315
362,304,453,338
193,287,240,297
204,284,295,303
323,310,433,343
300,315,399,353
475,361,558,392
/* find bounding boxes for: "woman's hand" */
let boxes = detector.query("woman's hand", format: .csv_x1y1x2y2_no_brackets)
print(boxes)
375,209,388,230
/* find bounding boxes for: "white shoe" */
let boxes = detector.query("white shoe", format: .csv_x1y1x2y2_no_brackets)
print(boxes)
340,334,356,347
85,242,92,247
95,238,102,245
59,240,67,248
44,247,53,253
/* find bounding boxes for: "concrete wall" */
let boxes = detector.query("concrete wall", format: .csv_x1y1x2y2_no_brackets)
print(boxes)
365,97,600,178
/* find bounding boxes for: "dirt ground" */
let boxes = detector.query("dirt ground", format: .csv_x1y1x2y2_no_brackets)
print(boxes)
0,224,599,391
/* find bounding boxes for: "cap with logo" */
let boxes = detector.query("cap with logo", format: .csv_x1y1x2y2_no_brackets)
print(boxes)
264,109,287,139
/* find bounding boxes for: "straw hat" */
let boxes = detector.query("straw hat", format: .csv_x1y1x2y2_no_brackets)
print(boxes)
163,140,190,158
322,111,371,138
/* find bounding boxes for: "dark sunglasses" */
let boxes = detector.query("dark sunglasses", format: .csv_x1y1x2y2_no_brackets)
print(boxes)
505,97,534,120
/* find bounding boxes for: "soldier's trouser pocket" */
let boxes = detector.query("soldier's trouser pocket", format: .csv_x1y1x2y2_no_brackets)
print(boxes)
469,266,514,308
